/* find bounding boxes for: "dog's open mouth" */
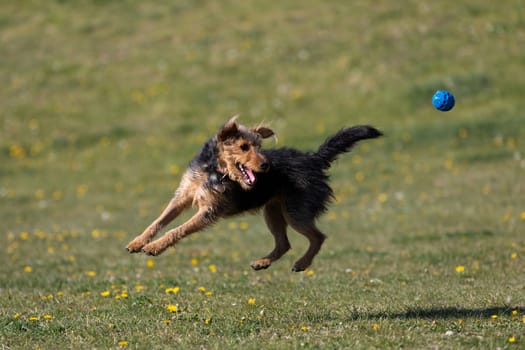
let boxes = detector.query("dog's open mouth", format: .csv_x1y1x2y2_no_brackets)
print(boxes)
237,163,256,186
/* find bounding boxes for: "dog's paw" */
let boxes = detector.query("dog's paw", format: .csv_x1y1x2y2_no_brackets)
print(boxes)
291,260,310,272
126,237,148,253
141,241,166,256
250,258,271,271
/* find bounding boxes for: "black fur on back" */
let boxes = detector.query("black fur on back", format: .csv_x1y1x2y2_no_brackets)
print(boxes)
190,138,219,172
188,125,382,220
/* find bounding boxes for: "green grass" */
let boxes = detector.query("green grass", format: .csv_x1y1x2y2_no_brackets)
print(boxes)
1,1,525,349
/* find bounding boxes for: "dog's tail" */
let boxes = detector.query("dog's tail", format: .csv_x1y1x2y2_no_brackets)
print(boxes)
315,125,383,169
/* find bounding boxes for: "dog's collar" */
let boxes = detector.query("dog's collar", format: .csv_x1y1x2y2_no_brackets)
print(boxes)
215,167,229,182
216,167,232,186
218,172,229,184
208,168,230,193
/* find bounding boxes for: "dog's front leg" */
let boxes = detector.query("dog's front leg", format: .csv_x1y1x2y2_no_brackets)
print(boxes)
126,194,191,253
141,207,215,256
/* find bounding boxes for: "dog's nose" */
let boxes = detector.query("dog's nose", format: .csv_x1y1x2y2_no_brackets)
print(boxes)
260,162,269,171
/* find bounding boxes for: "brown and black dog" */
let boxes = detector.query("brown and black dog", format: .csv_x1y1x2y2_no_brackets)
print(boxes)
127,116,382,272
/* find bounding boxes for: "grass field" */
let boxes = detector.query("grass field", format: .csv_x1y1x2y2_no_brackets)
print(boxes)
1,1,525,349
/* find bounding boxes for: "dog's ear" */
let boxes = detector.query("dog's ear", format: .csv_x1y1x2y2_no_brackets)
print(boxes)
218,115,240,141
252,125,275,139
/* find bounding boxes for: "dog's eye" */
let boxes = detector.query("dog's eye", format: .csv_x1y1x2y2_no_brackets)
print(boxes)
240,143,250,152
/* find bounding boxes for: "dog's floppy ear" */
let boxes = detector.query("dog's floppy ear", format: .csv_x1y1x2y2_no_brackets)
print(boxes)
252,125,275,139
218,115,240,141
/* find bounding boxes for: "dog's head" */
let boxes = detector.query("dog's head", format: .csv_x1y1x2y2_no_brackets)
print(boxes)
216,116,275,190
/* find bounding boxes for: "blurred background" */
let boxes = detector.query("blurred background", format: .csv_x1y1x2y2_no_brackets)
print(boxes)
2,1,523,232
1,1,524,347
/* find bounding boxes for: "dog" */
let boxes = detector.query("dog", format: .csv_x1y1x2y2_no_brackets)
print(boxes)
126,116,382,272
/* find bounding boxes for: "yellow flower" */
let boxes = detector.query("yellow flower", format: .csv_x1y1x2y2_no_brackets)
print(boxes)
373,323,380,330
444,159,454,171
239,221,249,230
508,336,516,343
100,290,110,297
198,286,207,293
204,318,212,325
511,252,518,259
512,310,518,316
165,287,180,294
13,313,21,319
490,314,498,319
76,184,88,198
85,271,96,277
135,284,144,292
248,298,256,305
520,211,525,220
458,128,468,139
205,291,213,297
118,340,129,348
29,316,39,321
455,265,465,273
305,269,315,276
42,315,53,320
9,144,26,159
166,304,178,313
300,325,308,332
24,266,33,273
289,88,305,100
29,142,43,156
191,258,199,266
35,189,46,200
208,264,217,273
377,193,388,203
52,191,62,201
169,164,180,175
146,259,155,269
99,137,111,147
327,212,337,221
91,229,101,239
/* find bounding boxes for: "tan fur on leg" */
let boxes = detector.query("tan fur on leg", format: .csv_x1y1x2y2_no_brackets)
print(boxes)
141,207,214,256
126,173,194,252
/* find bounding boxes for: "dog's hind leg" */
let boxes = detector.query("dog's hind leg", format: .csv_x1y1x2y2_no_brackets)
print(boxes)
250,201,291,271
126,184,192,253
141,206,215,256
286,218,326,272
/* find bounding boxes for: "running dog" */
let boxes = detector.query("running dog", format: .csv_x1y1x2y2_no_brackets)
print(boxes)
126,116,382,272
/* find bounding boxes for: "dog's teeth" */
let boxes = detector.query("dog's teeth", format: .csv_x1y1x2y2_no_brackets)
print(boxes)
237,163,255,185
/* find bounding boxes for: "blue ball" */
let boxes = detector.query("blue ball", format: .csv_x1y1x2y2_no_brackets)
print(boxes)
432,90,455,111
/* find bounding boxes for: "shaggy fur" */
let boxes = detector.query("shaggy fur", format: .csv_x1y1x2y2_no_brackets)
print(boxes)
127,116,382,272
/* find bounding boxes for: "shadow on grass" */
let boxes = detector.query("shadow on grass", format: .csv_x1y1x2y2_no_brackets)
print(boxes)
350,306,525,320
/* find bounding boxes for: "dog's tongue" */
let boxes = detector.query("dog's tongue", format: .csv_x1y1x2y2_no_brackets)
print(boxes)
245,167,256,185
